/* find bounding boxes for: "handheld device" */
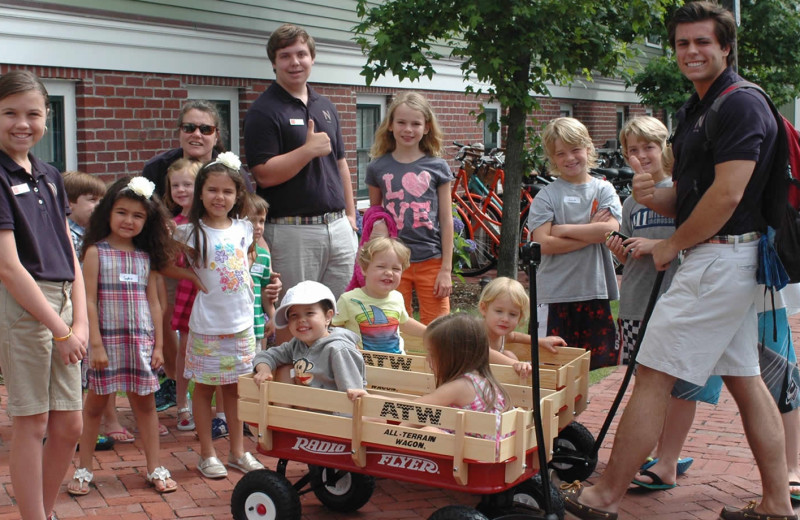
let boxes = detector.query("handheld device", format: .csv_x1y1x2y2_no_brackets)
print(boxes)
605,230,630,242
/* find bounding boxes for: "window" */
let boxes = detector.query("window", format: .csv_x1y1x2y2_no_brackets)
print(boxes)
33,80,76,172
356,95,386,202
186,87,240,155
483,104,500,150
33,96,66,172
616,106,629,143
560,104,574,118
645,35,663,48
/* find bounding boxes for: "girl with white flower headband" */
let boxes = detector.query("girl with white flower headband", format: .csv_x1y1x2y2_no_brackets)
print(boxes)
172,152,265,478
69,176,179,495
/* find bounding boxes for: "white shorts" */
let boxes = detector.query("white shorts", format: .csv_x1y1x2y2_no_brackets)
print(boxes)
637,241,759,386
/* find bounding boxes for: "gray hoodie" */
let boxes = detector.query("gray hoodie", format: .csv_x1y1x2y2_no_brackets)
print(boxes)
253,328,366,391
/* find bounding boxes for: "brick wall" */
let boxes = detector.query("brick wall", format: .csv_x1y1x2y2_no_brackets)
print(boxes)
2,64,658,186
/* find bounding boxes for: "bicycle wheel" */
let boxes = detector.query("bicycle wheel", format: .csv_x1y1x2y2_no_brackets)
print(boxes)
461,200,501,277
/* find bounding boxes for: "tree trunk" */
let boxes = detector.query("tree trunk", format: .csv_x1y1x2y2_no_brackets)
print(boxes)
496,54,532,279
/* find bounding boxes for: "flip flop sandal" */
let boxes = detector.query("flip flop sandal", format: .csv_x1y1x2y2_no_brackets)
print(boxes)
146,466,177,494
790,480,800,503
67,467,93,496
632,469,677,491
158,423,169,436
639,456,693,476
106,428,135,443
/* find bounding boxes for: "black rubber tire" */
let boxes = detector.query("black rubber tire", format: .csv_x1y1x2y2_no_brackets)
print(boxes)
460,197,501,277
429,505,490,520
307,465,375,512
509,473,566,520
549,421,597,483
231,469,301,520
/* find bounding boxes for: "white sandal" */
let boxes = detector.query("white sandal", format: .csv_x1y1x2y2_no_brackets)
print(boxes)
145,466,177,494
176,407,195,431
67,467,93,496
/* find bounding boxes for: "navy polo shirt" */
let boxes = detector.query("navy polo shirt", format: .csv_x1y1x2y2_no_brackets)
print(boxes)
244,82,346,218
672,67,778,235
0,151,75,281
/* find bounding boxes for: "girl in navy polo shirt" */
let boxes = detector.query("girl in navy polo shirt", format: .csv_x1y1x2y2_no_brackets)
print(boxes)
0,70,88,520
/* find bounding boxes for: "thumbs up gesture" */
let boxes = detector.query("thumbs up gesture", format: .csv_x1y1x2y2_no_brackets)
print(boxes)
305,119,332,158
630,155,655,204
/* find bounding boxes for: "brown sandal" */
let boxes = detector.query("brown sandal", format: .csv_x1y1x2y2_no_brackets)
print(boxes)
719,501,797,520
560,480,618,520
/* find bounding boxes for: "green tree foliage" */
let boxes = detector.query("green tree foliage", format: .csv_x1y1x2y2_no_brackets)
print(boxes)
634,0,800,114
355,0,669,277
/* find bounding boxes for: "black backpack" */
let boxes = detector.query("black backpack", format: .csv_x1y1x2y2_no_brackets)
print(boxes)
704,81,800,283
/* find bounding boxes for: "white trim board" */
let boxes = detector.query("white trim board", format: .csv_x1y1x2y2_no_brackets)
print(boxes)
1,5,642,104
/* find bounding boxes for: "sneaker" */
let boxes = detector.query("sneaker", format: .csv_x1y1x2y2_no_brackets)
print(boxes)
155,379,177,412
211,417,229,439
228,452,264,473
94,434,115,451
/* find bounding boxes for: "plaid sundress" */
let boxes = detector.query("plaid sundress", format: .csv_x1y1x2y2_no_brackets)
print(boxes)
85,240,159,396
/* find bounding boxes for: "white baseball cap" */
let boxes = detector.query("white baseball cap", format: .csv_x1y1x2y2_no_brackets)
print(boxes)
274,280,337,328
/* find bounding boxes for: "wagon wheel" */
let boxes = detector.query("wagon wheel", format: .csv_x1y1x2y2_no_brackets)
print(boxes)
307,465,375,512
508,473,565,520
231,469,301,520
428,504,489,519
549,421,597,483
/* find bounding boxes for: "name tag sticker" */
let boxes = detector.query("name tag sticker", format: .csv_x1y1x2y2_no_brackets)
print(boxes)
119,273,139,283
564,196,581,204
289,119,305,126
251,264,265,275
11,184,30,195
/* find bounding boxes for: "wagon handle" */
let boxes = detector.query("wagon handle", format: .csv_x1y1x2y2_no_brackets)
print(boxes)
521,242,559,520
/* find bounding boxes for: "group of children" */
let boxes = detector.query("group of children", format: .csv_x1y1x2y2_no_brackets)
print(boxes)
2,66,732,520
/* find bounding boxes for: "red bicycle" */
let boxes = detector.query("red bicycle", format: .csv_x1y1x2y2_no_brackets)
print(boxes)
451,143,547,276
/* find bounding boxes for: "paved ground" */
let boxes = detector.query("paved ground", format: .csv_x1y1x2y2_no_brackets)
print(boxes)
1,316,799,519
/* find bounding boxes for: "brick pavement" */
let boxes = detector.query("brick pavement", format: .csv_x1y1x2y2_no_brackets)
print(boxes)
0,317,798,519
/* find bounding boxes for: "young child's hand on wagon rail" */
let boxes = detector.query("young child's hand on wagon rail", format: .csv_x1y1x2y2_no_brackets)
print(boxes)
253,363,274,387
347,388,368,401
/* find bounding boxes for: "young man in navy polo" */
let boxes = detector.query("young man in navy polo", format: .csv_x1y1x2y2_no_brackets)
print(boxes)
244,24,358,344
562,3,796,520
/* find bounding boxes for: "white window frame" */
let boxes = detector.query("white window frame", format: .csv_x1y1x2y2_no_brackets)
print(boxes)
356,94,387,209
42,79,77,171
186,86,240,155
483,102,502,151
559,104,574,118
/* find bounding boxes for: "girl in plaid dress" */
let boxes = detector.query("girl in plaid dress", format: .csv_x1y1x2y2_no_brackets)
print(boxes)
69,176,178,495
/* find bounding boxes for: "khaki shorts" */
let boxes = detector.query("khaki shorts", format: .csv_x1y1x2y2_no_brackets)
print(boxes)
637,241,759,386
0,281,82,416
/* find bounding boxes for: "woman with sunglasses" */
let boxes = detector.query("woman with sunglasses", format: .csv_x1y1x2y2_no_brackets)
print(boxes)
143,100,224,198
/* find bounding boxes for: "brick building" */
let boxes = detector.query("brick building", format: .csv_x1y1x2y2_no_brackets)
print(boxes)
0,0,658,205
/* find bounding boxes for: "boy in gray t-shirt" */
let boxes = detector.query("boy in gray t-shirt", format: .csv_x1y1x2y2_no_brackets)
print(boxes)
527,118,621,370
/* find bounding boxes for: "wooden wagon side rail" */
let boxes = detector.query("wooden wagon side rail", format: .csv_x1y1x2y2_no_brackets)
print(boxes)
362,346,590,391
238,375,565,486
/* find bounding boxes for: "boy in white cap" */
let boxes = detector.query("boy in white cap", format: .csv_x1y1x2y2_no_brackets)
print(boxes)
253,281,367,400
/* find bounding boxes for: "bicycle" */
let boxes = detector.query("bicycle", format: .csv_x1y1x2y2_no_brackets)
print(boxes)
451,143,549,276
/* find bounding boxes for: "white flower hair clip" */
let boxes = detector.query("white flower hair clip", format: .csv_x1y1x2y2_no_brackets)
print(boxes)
126,177,156,199
207,151,242,171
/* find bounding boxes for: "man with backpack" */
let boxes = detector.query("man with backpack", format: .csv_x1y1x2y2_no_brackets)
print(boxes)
562,3,796,519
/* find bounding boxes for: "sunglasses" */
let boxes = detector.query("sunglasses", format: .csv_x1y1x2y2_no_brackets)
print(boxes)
180,123,217,136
